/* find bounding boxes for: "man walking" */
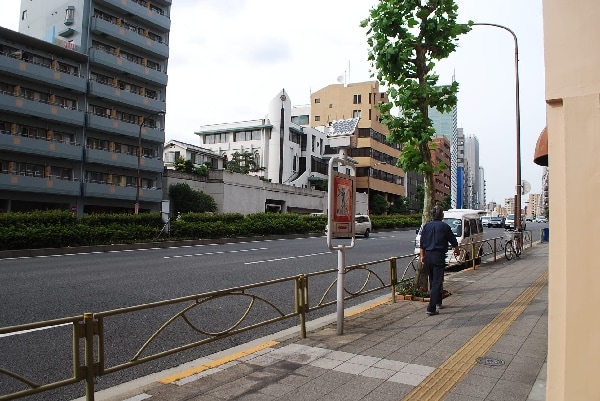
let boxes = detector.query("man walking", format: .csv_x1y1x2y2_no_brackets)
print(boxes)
419,205,460,315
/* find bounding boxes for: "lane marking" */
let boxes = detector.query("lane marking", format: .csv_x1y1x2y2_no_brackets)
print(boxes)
0,322,71,338
164,247,268,259
401,270,548,401
244,251,333,265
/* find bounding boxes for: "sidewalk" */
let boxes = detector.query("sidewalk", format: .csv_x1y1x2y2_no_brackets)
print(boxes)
86,244,549,401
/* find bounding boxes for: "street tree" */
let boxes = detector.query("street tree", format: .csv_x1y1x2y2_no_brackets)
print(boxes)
360,0,471,225
225,151,264,175
168,183,217,214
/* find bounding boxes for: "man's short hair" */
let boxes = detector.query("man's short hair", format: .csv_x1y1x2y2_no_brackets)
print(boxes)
431,205,444,221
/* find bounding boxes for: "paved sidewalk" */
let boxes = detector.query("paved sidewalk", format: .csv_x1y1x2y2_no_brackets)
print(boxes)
86,244,549,401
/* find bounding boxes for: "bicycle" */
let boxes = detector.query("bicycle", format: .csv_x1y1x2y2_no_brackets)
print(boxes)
504,230,522,260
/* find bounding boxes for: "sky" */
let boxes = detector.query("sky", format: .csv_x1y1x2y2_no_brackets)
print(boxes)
0,0,546,206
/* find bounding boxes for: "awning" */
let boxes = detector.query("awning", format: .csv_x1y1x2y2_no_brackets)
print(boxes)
534,126,548,166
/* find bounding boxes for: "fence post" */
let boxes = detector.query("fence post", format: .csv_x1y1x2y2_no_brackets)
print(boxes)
390,258,397,303
295,275,308,339
84,313,96,401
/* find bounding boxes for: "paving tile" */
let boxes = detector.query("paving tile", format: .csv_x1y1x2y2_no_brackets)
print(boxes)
450,372,497,398
486,378,536,401
333,361,371,375
387,370,426,386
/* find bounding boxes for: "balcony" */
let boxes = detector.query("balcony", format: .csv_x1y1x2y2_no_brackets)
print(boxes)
0,133,82,160
0,54,86,92
0,92,85,126
84,181,163,202
0,173,81,196
88,81,165,112
86,113,164,143
95,0,171,31
90,18,169,59
89,48,168,86
86,148,164,172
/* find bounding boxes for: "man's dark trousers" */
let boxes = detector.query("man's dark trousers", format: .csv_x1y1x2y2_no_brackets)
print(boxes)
426,251,445,313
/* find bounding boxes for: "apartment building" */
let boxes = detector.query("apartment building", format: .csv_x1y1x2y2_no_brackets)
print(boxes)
0,0,169,214
310,81,406,213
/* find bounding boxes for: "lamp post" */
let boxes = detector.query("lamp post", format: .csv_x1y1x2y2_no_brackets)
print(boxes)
135,110,164,214
472,23,522,231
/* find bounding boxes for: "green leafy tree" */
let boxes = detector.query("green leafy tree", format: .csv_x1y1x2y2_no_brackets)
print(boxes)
370,194,389,215
168,183,217,214
173,156,186,172
193,165,209,176
388,195,410,214
361,0,471,226
183,160,194,173
438,194,452,210
226,151,264,175
416,184,425,211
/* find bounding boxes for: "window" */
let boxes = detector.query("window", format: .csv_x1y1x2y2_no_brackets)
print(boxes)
353,94,361,104
353,110,361,118
64,6,75,24
21,10,27,21
314,116,320,122
314,98,320,103
164,151,179,163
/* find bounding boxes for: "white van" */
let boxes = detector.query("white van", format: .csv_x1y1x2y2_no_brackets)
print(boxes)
414,208,486,267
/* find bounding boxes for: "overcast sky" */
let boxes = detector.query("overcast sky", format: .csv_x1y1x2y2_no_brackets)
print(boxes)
0,0,546,206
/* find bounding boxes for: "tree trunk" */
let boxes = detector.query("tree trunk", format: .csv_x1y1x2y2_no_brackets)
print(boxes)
415,145,437,291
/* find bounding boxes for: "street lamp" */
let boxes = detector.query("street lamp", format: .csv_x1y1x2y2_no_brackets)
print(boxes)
135,110,165,214
472,23,522,231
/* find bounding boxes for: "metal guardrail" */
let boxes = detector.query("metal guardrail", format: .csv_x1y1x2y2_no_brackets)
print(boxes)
0,232,537,400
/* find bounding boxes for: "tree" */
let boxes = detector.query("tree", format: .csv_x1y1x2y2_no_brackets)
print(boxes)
370,194,389,215
388,195,410,214
361,0,471,226
225,151,264,175
438,194,452,210
173,156,187,172
168,183,217,214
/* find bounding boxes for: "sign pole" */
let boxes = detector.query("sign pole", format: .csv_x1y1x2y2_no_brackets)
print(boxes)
327,147,356,335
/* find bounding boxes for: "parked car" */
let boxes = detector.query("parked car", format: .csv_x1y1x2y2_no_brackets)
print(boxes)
414,209,485,267
504,214,515,229
354,215,372,237
505,214,527,230
535,217,548,223
481,216,491,226
488,216,504,228
325,214,372,238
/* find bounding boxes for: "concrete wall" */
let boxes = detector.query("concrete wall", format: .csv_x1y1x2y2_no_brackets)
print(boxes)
164,170,328,215
163,169,370,217
543,1,600,400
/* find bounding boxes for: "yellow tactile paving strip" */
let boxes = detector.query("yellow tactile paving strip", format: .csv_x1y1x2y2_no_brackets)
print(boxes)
401,271,548,401
157,340,279,384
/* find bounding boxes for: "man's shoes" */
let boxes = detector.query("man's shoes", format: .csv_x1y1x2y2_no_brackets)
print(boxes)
426,310,439,316
436,304,443,311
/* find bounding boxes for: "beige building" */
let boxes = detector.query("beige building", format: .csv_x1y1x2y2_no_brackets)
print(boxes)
310,81,406,212
543,0,599,399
